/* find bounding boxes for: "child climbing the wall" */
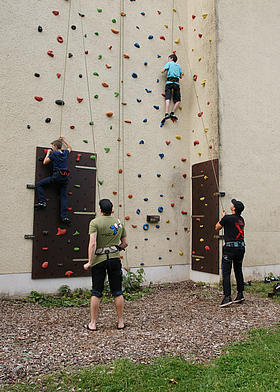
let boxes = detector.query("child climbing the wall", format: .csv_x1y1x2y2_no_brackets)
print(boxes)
161,53,183,124
34,136,72,225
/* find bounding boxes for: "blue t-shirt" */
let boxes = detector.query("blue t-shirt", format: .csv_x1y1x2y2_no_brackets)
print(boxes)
164,61,182,85
49,150,70,171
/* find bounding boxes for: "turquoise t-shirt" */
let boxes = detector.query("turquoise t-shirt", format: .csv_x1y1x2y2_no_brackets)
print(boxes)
89,215,127,266
164,61,182,85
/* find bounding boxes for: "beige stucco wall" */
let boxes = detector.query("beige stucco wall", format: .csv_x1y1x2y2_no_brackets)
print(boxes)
0,0,218,288
216,0,280,271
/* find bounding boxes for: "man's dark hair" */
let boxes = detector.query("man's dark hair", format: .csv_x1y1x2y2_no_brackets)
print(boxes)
51,139,62,149
169,54,177,63
99,199,113,215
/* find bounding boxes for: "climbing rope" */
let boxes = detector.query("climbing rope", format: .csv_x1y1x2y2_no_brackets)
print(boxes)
59,0,72,137
78,0,101,202
174,1,224,211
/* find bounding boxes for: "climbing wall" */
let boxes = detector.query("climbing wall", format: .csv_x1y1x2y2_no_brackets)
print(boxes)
32,147,96,278
0,0,219,285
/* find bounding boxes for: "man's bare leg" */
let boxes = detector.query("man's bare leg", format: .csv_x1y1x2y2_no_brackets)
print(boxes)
171,101,181,114
114,295,125,329
165,99,171,114
88,296,101,330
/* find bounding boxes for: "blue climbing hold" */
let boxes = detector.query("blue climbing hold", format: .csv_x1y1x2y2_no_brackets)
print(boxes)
156,224,160,228
132,73,138,78
143,118,147,123
157,54,161,58
160,194,164,197
143,224,149,231
158,206,163,213
136,209,141,215
153,105,159,110
145,89,152,93
144,62,148,66
144,238,148,241
139,140,144,144
137,99,142,102
148,35,153,39
134,42,140,48
140,12,145,16
140,262,144,266
138,173,142,177
144,198,148,201
166,237,170,240
157,174,161,177
158,153,164,159
158,256,162,260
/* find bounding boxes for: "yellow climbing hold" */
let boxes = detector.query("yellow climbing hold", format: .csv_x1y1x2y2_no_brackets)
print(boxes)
201,80,206,86
200,197,205,201
195,258,200,262
176,135,181,140
198,152,202,156
171,183,174,187
209,38,212,43
164,24,168,28
204,175,208,180
204,128,208,133
166,219,170,223
200,225,204,228
174,38,180,44
200,238,204,242
205,204,208,206
179,106,182,110
179,251,183,256
173,8,176,12
198,57,202,62
202,13,208,19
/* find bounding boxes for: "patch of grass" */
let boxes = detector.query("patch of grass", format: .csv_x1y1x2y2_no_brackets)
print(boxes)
244,280,280,302
2,327,280,391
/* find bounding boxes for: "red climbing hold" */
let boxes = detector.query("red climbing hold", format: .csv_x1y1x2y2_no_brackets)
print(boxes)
165,140,171,145
65,270,74,277
131,224,137,228
119,169,123,173
77,97,83,103
198,33,203,38
209,145,213,149
34,96,43,102
194,140,199,146
160,35,166,40
192,251,196,254
52,10,59,15
42,262,48,269
44,149,48,154
108,46,112,50
128,194,133,199
207,101,210,105
125,216,130,220
179,195,184,199
157,10,161,14
193,74,197,81
47,50,54,57
68,192,72,195
196,218,201,221
205,245,210,251
85,50,88,54
162,93,166,98
56,73,61,78
182,173,187,178
181,211,188,215
56,227,67,236
67,207,72,211
181,158,186,162
113,191,117,195
179,26,183,30
42,247,48,251
70,125,75,129
170,203,175,207
198,112,203,117
57,35,63,43
76,153,82,162
192,15,196,19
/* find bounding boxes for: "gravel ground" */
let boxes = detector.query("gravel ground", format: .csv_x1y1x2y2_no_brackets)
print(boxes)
1,281,280,384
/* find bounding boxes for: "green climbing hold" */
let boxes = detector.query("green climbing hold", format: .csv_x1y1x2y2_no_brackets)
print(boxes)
89,121,94,125
112,18,116,23
74,185,80,188
90,155,96,160
104,147,110,153
114,92,119,97
94,32,99,36
93,72,99,76
98,54,102,59
84,34,87,38
109,125,113,130
74,247,80,252
98,180,104,185
83,139,88,143
94,94,99,99
73,230,80,236
97,8,102,12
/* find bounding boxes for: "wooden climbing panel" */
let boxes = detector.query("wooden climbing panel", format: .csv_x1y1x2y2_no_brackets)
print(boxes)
191,159,219,274
32,147,96,279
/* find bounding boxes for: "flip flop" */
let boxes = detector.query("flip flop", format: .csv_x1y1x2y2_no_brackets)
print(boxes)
83,324,97,331
117,325,126,330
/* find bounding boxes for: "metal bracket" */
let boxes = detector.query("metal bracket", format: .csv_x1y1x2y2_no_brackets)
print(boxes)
24,234,35,239
26,184,36,189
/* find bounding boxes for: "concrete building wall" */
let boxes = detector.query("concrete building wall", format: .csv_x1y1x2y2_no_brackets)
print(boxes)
216,0,280,278
0,0,218,294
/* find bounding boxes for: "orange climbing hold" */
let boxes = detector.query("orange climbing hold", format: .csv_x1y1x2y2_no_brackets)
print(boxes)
125,216,130,220
123,54,130,59
105,64,112,69
120,11,126,16
128,194,133,198
122,102,127,105
106,112,113,117
119,169,123,173
126,152,131,156
111,28,119,34
102,82,109,87
124,120,131,123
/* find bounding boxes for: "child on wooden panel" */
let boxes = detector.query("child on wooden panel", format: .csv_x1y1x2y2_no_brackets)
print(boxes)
161,53,183,124
35,136,72,225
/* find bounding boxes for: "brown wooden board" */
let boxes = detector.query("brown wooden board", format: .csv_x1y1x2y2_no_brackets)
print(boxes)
32,147,96,279
191,159,219,274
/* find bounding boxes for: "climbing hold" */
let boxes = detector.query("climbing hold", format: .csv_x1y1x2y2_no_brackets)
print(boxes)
143,224,149,231
52,10,59,15
131,225,137,228
140,11,145,16
192,15,196,19
144,62,148,66
90,155,96,160
93,72,99,76
34,73,40,77
160,35,165,40
34,96,43,102
83,139,88,143
121,102,127,106
98,54,102,59
106,112,113,117
198,33,203,38
55,99,65,105
94,94,99,99
118,169,123,173
113,191,117,195
77,97,83,103
74,184,80,188
144,198,148,201
140,262,144,266
182,173,187,178
201,80,206,86
89,121,94,125
111,28,119,34
156,225,160,229
128,194,133,199
139,140,144,144
209,145,213,149
137,99,142,102
153,105,159,110
179,251,183,256
174,38,180,44
68,53,73,58
98,180,104,185
200,238,204,242
123,54,130,59
132,73,138,78
42,262,48,269
57,35,63,43
158,153,164,159
56,227,67,236
164,24,168,28
112,18,116,23
145,89,152,93
42,248,48,251
76,153,82,162
126,152,131,157
175,135,181,140
120,11,126,16
193,74,197,81
194,140,199,146
136,26,140,30
181,158,186,162
97,8,102,12
166,219,170,223
114,92,119,97
198,57,202,62
143,119,147,123
27,125,31,129
202,13,208,19
148,35,153,39
125,216,130,220
179,196,184,199
138,174,142,178
205,245,210,251
73,231,80,236
56,73,61,78
181,211,188,215
71,25,76,30
157,174,161,177
102,82,109,87
165,140,171,145
170,203,175,207
105,64,112,69
104,147,110,153
45,118,51,123
209,38,213,43
124,120,132,124
47,50,54,57
65,271,74,277
136,209,141,215
70,125,75,129
134,43,140,48
179,26,183,30
38,26,43,32
158,206,163,213
200,197,205,201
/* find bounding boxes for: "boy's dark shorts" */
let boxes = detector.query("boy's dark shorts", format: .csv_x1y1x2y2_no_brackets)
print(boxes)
91,258,123,298
165,83,181,103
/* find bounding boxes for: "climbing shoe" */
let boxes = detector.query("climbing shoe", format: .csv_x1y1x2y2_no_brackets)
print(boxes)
62,217,71,226
233,292,245,303
34,202,47,209
161,113,170,124
220,296,232,307
170,112,178,121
